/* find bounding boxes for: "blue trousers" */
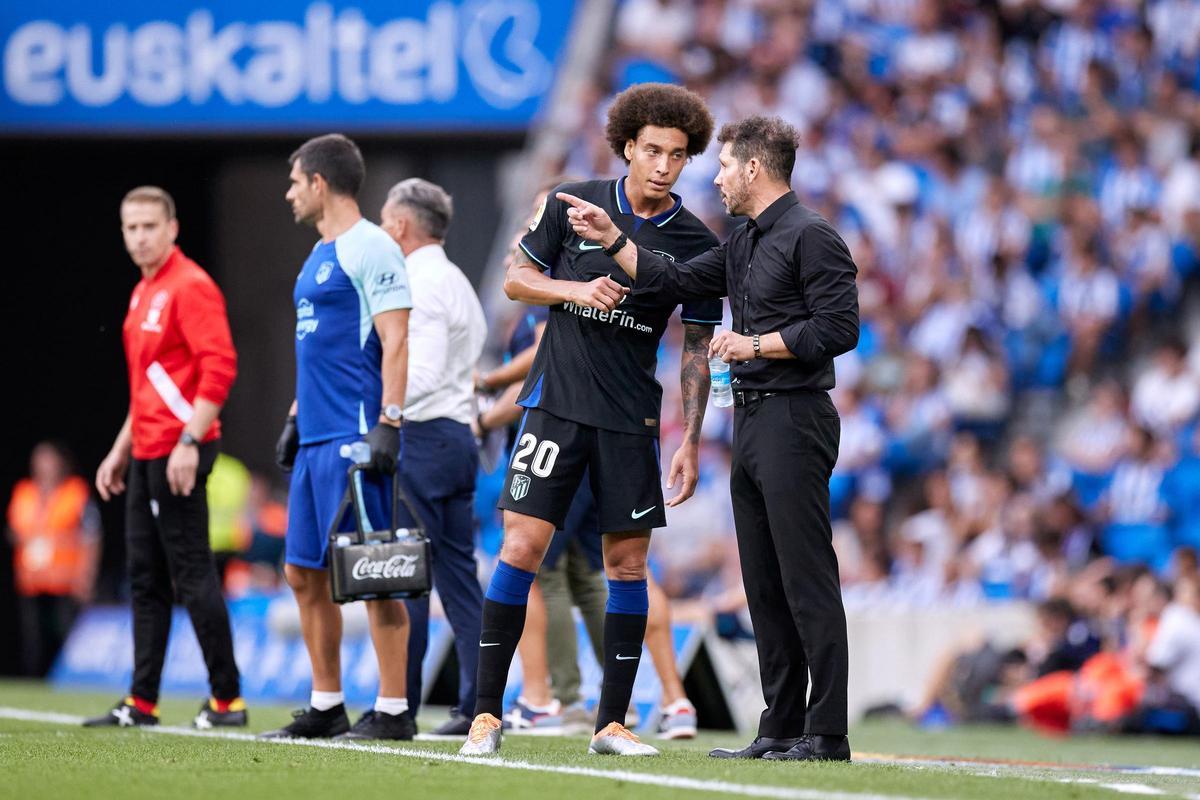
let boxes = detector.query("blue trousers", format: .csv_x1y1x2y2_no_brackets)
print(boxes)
397,418,482,715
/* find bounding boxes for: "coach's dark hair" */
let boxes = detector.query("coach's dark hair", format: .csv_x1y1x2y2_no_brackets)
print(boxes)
717,115,802,183
122,185,176,220
605,83,714,163
289,133,365,197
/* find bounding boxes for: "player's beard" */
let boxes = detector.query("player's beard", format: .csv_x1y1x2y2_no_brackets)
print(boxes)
722,175,751,217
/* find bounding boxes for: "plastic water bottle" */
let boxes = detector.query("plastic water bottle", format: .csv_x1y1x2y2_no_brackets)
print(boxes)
710,357,733,408
339,441,372,464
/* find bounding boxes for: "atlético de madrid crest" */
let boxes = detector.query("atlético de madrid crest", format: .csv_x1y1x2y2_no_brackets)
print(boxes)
510,474,530,502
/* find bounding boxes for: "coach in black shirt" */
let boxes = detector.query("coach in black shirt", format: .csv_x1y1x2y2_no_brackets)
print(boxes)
559,115,858,762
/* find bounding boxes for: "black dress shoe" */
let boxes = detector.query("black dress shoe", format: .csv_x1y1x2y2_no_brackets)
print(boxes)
762,734,851,762
336,709,416,741
709,736,804,759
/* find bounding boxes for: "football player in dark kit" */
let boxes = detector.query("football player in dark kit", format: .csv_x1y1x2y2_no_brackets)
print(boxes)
460,83,722,757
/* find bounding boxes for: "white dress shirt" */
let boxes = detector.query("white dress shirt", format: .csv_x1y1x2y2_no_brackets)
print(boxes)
402,244,487,425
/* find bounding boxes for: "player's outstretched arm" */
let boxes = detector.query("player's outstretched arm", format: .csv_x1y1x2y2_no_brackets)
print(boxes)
558,192,727,301
503,246,628,311
556,192,638,279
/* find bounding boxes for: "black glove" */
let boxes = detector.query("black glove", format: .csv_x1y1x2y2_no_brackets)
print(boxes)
362,422,401,474
275,415,299,472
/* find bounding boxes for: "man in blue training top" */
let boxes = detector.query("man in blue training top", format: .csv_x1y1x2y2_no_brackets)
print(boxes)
263,133,415,741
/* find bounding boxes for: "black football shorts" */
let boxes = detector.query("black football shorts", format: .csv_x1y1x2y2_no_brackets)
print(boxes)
497,408,666,532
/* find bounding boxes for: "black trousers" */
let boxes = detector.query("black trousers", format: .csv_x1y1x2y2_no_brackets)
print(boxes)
126,441,240,702
731,391,848,736
17,594,80,677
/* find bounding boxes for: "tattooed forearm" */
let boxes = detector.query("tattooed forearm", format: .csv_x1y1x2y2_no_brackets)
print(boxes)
680,323,713,444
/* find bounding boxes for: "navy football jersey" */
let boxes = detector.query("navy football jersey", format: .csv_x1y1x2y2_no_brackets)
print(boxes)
516,178,722,436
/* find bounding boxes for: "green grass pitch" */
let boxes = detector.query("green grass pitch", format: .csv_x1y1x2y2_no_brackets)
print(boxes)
1,681,1197,800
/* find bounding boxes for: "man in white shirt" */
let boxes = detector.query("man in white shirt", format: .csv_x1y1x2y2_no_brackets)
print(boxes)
380,178,488,736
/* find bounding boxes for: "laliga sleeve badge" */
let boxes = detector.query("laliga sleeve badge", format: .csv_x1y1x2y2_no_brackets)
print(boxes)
529,196,547,231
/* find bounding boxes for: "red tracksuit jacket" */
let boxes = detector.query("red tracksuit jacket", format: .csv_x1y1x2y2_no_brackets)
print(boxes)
122,247,237,460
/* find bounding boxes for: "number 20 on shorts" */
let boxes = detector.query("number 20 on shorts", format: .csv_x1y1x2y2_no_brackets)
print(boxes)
511,433,559,477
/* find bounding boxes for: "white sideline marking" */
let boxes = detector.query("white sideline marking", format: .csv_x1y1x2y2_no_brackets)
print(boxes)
0,707,926,800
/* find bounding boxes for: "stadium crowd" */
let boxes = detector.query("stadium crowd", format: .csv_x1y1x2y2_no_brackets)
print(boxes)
475,0,1200,731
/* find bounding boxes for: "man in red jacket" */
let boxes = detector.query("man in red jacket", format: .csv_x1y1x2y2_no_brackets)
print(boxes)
86,186,246,730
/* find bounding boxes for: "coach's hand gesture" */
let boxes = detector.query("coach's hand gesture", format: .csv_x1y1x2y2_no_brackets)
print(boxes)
567,275,629,312
558,192,618,247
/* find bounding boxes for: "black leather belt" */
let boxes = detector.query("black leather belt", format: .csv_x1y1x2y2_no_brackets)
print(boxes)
733,389,780,407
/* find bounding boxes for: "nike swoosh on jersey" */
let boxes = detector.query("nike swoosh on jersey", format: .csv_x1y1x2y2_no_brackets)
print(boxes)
631,507,656,519
479,642,501,647
579,240,604,251
615,654,639,661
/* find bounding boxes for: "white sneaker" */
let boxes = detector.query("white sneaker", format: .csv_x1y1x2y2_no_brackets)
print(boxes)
588,722,659,756
656,698,697,740
458,713,502,755
503,697,563,735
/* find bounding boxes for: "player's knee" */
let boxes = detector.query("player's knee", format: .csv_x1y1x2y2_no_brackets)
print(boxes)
499,534,546,572
285,564,325,602
605,560,648,582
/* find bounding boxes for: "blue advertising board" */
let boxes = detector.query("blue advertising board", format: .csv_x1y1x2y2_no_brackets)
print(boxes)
0,0,578,133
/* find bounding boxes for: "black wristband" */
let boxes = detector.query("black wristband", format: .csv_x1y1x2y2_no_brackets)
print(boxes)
603,232,628,257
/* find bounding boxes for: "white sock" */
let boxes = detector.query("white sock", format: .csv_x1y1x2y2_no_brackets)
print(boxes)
374,696,409,716
311,690,345,711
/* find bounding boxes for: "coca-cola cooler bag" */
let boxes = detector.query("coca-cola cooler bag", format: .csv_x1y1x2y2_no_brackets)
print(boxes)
328,464,432,603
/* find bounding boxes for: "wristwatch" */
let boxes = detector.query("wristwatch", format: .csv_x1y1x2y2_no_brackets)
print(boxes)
752,334,762,359
179,431,200,447
382,404,404,424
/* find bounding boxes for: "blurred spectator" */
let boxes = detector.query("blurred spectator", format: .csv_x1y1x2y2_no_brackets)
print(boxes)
943,328,1011,440
221,474,288,597
1143,573,1200,720
966,493,1047,601
1030,597,1103,677
1130,337,1199,438
1052,237,1126,385
884,355,952,474
207,452,252,572
830,386,887,520
5,442,100,676
1057,380,1130,507
1099,427,1174,570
